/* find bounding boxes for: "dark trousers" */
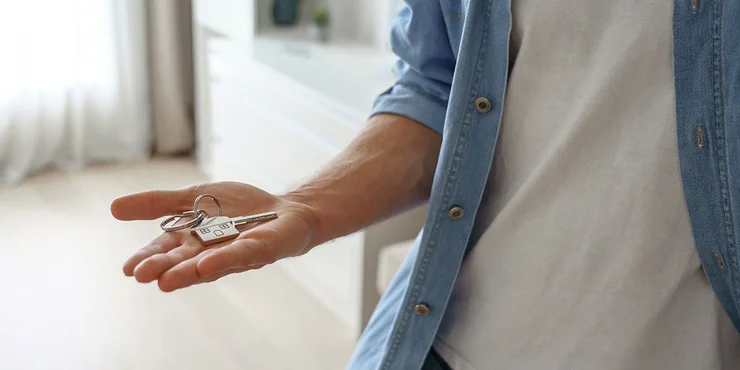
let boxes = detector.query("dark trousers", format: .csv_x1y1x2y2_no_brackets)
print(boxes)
422,347,453,370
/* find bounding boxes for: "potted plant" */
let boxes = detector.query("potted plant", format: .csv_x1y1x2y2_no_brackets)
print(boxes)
313,6,330,42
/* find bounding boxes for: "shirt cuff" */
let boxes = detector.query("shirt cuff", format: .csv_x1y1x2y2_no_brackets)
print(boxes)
370,82,448,136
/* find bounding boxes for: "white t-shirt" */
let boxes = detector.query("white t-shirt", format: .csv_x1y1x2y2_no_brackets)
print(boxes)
434,0,740,369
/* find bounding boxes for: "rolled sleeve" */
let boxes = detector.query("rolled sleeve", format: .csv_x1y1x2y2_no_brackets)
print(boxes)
370,2,456,136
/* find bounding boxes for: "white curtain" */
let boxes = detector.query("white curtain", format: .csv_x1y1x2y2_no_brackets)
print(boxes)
0,0,151,184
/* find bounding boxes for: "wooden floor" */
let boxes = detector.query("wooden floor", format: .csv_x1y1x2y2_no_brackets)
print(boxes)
0,158,355,370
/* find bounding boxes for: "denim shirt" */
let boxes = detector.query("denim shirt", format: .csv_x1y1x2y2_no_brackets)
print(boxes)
347,0,740,369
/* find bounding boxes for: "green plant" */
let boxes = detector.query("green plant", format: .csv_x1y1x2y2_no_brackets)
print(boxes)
313,6,329,27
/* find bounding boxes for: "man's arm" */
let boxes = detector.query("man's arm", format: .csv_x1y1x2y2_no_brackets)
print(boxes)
111,114,442,291
112,0,455,291
284,0,457,248
284,113,442,249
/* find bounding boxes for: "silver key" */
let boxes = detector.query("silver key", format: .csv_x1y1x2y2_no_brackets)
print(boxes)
191,212,279,246
231,211,278,227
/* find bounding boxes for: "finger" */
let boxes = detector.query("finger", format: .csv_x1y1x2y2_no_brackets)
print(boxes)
122,232,181,276
192,266,265,286
158,250,247,292
133,237,204,283
197,238,275,277
161,266,261,292
110,186,197,221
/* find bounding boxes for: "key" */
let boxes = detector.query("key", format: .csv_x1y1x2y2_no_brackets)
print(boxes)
191,216,239,245
231,211,278,227
191,212,279,246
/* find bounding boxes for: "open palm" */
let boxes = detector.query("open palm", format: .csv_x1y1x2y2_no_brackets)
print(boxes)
110,181,317,292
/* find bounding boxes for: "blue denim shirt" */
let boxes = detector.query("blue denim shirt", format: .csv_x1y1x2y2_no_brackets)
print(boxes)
347,0,740,369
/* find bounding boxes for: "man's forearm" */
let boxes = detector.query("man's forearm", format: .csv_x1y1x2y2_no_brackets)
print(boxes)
283,113,442,248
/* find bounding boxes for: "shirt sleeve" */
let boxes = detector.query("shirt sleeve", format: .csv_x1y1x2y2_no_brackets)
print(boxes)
371,1,456,136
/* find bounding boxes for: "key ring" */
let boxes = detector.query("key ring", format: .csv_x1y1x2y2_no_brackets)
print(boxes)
160,194,222,232
193,194,223,217
160,209,209,232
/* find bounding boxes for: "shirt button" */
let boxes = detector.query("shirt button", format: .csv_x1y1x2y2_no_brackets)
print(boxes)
714,252,726,270
448,206,464,219
475,97,491,113
414,303,431,316
696,125,705,149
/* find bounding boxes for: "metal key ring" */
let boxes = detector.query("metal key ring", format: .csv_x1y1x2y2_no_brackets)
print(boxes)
193,194,223,217
160,210,209,232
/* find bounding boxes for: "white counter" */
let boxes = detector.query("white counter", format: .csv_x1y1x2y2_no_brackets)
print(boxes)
253,29,398,116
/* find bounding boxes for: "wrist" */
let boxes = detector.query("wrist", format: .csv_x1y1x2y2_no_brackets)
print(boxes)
279,190,325,248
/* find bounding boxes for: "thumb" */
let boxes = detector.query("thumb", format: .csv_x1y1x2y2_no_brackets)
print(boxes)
111,187,196,221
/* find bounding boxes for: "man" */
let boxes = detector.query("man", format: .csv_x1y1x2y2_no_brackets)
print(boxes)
111,0,740,368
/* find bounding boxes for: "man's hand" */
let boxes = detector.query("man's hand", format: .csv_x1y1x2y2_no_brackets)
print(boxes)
111,181,318,292
112,114,442,293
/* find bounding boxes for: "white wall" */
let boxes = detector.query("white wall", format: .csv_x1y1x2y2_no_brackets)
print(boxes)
256,0,401,48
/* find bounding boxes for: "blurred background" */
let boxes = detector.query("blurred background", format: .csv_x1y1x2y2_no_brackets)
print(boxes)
0,0,431,369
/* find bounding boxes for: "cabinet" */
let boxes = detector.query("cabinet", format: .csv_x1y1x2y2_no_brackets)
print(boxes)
192,0,425,338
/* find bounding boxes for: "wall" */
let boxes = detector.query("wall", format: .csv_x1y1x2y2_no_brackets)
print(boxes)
256,0,401,48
